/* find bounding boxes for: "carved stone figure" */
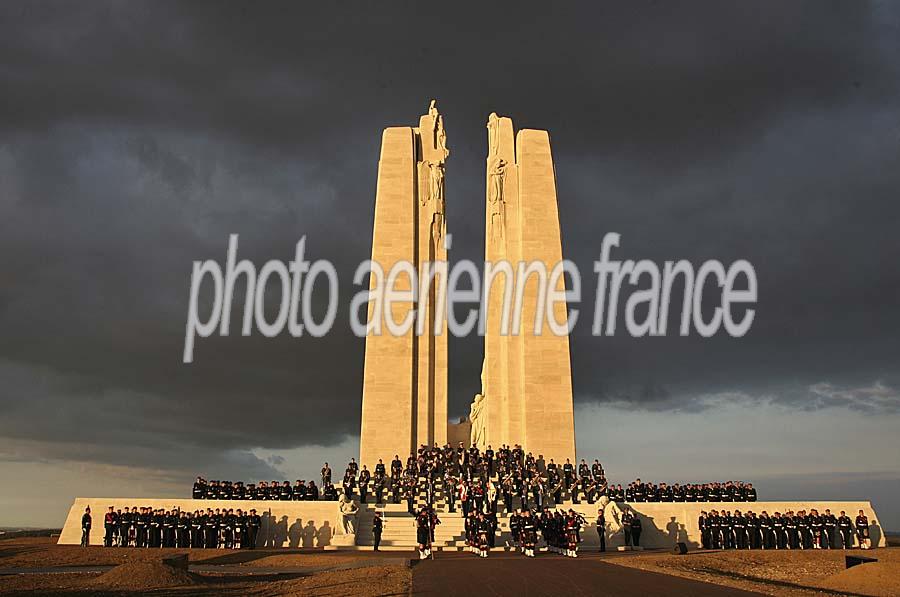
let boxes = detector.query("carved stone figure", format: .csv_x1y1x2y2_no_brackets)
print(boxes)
487,112,500,157
428,160,444,208
429,99,450,160
429,100,439,131
488,157,506,240
598,495,627,539
469,392,486,447
339,494,359,535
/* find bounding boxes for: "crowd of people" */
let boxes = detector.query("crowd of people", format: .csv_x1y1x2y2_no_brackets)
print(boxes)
80,505,263,549
80,442,880,557
181,443,759,558
698,508,873,550
191,443,753,513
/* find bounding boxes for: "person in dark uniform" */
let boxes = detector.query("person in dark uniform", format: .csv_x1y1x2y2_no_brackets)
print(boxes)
164,509,177,548
373,472,385,505
203,508,216,548
296,479,307,501
404,476,416,514
520,510,537,558
416,507,432,560
837,511,853,549
233,509,245,549
810,509,826,549
306,480,319,501
823,509,837,549
564,509,581,557
621,508,633,547
80,507,92,547
391,455,402,481
596,507,606,552
699,510,709,549
321,462,332,487
192,477,206,499
103,507,116,547
358,466,371,503
629,511,642,547
191,510,203,548
734,510,748,550
247,509,261,549
758,511,772,549
177,511,189,548
372,511,383,551
138,507,150,548
118,507,132,547
444,472,457,513
772,512,785,549
855,510,870,549
487,510,497,548
797,510,810,549
562,459,575,491
744,483,757,502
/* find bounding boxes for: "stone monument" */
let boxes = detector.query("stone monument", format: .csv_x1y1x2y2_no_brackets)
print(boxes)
359,104,576,467
470,113,577,465
56,103,888,553
358,101,449,467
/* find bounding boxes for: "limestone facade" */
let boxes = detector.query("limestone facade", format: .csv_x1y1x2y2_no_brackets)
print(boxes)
358,102,448,468
473,114,576,465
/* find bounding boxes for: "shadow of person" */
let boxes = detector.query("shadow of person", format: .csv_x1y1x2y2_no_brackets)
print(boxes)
273,515,288,548
260,511,273,548
666,517,679,545
302,520,316,548
871,519,883,548
317,521,333,547
288,518,303,548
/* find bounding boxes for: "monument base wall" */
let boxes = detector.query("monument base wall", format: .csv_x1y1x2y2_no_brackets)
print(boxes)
580,501,886,550
59,497,353,548
60,498,886,550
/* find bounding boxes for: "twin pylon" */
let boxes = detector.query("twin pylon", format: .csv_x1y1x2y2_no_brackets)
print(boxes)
359,101,575,468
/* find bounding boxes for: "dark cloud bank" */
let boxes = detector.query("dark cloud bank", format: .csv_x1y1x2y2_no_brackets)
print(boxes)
0,2,899,495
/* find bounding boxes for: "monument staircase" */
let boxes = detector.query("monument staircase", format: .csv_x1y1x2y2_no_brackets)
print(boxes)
352,474,589,551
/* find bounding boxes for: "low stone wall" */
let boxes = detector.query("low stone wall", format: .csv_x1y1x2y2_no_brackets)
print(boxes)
59,498,353,547
576,501,886,550
61,498,886,550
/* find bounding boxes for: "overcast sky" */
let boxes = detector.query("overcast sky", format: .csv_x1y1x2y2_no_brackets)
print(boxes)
1,2,899,530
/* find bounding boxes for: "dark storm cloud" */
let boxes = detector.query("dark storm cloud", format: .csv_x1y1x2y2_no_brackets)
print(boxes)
1,1,899,474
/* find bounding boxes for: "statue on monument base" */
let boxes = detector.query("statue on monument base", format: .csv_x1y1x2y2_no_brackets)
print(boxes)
469,393,486,448
598,495,626,544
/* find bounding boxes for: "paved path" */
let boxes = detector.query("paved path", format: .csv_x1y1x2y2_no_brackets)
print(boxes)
412,551,763,596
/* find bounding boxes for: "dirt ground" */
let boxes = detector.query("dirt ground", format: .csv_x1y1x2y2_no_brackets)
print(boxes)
0,537,412,596
0,536,368,568
610,546,900,597
0,564,411,596
2,536,899,596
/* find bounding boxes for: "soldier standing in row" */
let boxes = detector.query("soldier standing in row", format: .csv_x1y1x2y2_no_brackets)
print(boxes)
358,465,370,503
856,510,870,549
838,511,853,549
247,509,261,549
103,507,117,547
373,511,383,551
80,507,92,547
